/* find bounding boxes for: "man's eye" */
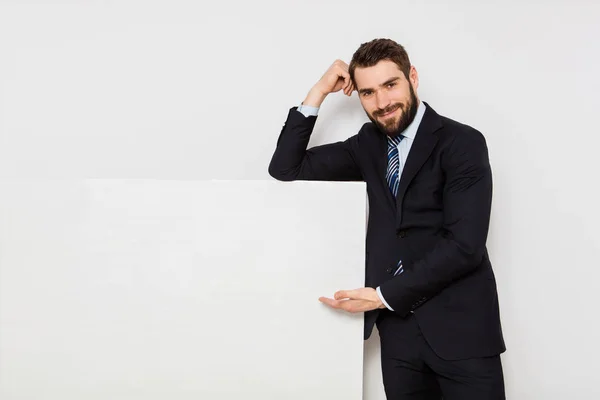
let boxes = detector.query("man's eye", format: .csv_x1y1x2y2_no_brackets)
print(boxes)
387,82,396,88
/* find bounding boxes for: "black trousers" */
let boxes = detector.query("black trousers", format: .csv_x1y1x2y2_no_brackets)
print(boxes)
376,310,505,400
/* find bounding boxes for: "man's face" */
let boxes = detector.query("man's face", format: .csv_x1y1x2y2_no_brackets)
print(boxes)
354,60,420,137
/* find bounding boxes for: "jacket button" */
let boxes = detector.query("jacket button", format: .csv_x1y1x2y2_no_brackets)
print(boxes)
386,267,393,274
397,230,406,238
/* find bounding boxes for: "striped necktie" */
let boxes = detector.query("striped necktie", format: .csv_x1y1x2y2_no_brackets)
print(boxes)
386,134,404,197
387,134,405,277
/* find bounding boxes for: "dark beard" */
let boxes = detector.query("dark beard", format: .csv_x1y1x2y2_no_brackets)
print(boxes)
368,84,419,137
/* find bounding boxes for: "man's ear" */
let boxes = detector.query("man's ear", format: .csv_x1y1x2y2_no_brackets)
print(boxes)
409,65,419,90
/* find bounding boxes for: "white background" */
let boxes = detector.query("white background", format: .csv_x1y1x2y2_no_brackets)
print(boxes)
1,0,599,398
0,180,366,399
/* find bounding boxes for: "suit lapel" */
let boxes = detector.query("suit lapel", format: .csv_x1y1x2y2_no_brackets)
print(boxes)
395,104,442,222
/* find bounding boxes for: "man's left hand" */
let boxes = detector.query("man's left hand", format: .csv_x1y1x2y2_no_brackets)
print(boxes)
319,287,386,313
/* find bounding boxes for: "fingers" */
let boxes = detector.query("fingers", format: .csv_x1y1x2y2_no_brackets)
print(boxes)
334,60,353,96
334,289,360,300
343,77,353,96
343,78,354,96
320,288,379,313
316,59,354,96
319,297,366,313
346,81,355,96
339,70,352,96
319,296,339,308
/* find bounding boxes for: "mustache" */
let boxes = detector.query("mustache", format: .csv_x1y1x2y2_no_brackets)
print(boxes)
373,103,403,117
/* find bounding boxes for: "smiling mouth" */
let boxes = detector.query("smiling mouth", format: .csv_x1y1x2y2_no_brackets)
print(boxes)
379,108,398,118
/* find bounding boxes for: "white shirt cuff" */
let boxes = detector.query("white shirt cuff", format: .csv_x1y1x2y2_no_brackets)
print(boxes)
376,286,394,311
297,104,319,117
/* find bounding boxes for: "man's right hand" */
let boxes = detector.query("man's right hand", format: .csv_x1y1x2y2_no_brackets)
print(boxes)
302,60,355,108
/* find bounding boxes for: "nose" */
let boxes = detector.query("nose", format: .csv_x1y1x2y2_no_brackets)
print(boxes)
376,91,391,110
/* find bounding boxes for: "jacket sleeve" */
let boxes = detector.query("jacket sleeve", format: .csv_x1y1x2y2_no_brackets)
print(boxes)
378,127,493,316
268,107,363,181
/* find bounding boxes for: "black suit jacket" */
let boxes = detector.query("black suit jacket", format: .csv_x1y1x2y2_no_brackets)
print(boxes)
268,102,505,360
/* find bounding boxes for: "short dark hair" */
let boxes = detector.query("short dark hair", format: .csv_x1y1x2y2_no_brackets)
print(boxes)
349,38,411,85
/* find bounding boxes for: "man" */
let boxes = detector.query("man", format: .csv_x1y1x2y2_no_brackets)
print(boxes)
268,38,506,399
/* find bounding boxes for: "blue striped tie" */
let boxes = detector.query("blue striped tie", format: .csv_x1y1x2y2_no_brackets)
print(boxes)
387,134,405,276
386,135,404,197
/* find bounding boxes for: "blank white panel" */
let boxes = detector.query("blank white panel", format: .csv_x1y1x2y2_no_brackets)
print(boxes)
0,180,366,399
